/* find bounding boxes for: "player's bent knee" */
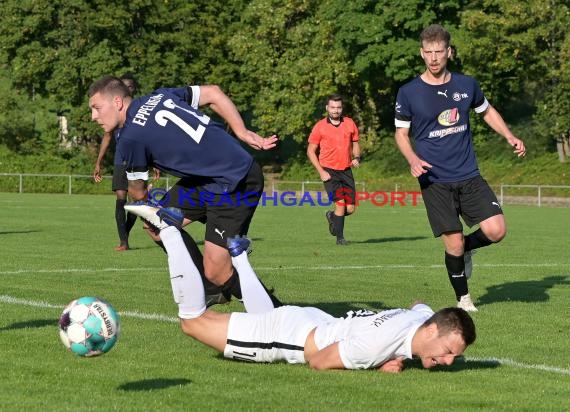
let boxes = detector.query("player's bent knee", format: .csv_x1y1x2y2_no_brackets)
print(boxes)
179,317,202,337
485,227,507,243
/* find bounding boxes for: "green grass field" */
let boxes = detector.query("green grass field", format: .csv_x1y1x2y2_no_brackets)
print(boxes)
1,193,569,411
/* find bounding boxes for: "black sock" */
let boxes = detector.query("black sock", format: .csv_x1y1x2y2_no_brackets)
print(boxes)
125,212,138,235
115,199,128,244
445,251,468,300
222,269,242,300
334,214,345,239
464,228,493,252
154,240,167,253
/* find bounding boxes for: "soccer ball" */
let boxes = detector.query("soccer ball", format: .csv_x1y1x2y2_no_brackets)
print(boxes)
58,296,120,357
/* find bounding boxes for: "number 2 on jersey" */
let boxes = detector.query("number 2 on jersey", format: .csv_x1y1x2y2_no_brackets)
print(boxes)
155,100,209,144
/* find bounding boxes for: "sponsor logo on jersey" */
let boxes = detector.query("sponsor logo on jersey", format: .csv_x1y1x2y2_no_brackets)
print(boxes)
453,92,469,101
428,124,468,139
438,108,459,126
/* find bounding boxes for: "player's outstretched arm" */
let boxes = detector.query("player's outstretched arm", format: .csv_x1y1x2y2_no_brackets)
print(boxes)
482,105,526,157
197,85,277,151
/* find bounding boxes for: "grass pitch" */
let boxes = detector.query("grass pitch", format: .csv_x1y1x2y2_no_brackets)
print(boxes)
0,193,569,411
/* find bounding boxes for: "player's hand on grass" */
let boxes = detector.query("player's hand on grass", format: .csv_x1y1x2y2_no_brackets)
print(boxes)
378,357,405,373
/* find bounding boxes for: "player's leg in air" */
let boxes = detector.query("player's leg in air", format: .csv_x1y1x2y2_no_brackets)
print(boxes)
125,203,278,313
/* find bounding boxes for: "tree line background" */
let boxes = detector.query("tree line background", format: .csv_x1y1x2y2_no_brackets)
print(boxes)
0,0,569,184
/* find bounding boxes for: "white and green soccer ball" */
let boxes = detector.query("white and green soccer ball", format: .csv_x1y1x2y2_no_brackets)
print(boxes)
58,296,120,357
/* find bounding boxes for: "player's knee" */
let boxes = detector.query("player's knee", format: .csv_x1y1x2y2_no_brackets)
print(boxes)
483,226,507,243
179,318,200,337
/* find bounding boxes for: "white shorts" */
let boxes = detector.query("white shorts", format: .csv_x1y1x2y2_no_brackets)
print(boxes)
224,305,334,364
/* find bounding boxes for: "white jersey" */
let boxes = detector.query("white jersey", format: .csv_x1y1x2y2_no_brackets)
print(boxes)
314,303,434,369
223,303,434,369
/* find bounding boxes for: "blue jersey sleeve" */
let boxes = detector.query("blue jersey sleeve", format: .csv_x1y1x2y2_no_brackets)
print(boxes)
117,88,253,192
154,86,200,109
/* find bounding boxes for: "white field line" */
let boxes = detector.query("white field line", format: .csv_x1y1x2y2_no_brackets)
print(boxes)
0,262,566,276
1,294,569,376
0,295,178,323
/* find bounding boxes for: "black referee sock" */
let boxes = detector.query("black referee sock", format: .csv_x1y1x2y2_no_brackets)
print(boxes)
334,214,345,239
464,228,493,252
445,251,468,300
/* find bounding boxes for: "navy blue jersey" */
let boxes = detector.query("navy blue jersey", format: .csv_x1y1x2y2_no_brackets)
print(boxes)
116,86,253,193
394,73,489,183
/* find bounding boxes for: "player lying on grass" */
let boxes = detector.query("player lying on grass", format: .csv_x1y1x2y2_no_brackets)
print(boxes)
125,202,476,372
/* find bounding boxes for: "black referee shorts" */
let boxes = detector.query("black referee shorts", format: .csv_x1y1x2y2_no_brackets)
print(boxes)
323,167,356,204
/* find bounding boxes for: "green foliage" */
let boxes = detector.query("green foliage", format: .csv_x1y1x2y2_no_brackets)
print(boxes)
0,0,568,175
458,0,570,143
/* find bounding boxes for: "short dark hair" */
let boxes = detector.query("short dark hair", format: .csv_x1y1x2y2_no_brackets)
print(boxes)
423,307,476,346
88,75,131,98
420,24,451,48
327,93,343,105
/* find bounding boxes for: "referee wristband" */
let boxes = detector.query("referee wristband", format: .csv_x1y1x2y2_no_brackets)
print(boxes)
354,156,361,161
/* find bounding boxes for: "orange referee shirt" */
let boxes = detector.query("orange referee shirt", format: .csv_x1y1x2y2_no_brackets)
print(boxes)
308,116,359,170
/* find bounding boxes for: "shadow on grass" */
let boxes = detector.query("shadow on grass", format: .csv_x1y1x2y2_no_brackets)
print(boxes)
355,236,427,244
404,357,500,372
476,275,570,306
282,301,392,317
0,318,56,331
0,230,41,235
118,378,192,391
